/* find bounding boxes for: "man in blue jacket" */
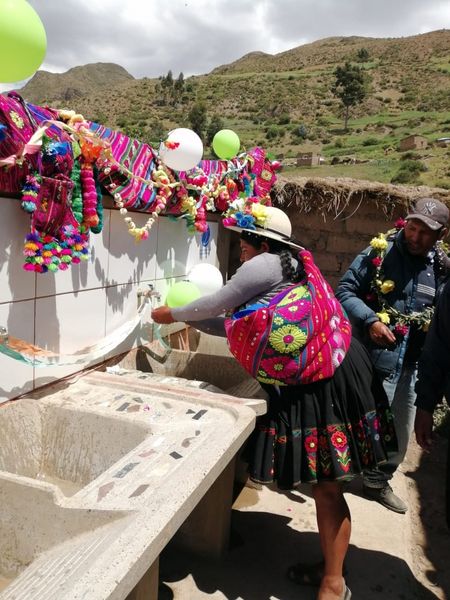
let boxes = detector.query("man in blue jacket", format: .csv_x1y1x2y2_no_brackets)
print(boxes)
336,198,449,513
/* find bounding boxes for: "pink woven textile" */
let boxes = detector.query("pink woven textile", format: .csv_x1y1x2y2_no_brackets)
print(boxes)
225,250,352,385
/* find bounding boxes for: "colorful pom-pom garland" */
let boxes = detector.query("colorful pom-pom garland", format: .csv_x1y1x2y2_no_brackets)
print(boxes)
23,226,89,273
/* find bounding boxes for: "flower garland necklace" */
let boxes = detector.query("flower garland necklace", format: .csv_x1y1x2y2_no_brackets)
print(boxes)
368,219,436,335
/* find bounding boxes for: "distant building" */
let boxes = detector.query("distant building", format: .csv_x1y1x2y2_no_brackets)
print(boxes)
399,135,428,151
296,152,321,166
436,137,450,147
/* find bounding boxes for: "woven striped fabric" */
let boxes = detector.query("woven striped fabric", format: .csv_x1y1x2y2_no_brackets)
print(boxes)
88,122,158,210
0,93,40,192
0,94,74,193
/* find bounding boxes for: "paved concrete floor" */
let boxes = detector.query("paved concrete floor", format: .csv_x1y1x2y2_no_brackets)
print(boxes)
158,439,449,600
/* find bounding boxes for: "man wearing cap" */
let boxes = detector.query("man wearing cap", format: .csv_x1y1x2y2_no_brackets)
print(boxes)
336,198,449,513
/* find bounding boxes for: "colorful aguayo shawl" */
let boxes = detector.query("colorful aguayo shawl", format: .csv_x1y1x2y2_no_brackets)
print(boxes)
225,250,352,385
89,122,158,211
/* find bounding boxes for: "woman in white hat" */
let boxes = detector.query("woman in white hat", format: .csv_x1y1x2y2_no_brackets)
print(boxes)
152,205,396,600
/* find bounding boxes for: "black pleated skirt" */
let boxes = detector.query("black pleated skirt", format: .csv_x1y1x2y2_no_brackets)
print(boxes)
247,337,398,488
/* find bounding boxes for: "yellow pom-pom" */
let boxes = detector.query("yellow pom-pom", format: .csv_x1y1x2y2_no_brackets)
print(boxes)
380,280,395,294
376,312,390,325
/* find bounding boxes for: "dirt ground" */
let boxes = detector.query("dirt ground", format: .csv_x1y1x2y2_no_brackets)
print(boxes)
158,436,450,600
402,435,450,599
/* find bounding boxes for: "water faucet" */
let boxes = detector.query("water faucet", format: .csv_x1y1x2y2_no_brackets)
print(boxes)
137,284,161,303
0,326,8,344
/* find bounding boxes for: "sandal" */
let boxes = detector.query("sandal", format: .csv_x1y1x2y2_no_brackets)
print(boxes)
342,582,352,599
286,560,348,587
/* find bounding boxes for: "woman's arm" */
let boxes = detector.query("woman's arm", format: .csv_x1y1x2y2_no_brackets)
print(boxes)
165,254,280,322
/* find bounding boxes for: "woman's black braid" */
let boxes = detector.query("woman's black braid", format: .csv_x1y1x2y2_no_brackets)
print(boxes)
280,248,304,282
240,231,305,283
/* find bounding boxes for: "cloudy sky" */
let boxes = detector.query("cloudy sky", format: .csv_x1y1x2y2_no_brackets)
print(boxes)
19,0,450,80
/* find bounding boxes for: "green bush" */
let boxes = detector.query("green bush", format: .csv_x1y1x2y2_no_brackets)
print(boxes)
400,151,419,160
436,181,450,190
391,170,420,184
400,159,427,173
278,113,291,125
266,126,278,140
391,159,427,184
362,137,378,146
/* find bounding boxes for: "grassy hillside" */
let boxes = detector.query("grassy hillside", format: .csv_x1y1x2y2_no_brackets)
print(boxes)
17,30,450,188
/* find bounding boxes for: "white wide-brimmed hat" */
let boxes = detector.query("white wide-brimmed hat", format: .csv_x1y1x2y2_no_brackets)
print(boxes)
224,206,303,249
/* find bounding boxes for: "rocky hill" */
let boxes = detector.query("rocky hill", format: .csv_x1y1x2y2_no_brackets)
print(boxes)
11,30,450,188
19,63,134,104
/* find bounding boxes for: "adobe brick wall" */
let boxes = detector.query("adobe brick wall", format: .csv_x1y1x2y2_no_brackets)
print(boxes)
226,197,407,291
286,198,406,289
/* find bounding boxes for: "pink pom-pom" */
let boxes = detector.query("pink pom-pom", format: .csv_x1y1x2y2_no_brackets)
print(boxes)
222,217,237,227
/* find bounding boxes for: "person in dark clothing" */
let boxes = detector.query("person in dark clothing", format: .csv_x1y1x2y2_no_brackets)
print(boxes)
415,275,450,446
336,197,449,513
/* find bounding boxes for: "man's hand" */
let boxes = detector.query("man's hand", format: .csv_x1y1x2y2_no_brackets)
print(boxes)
151,305,176,325
368,320,397,346
414,408,434,451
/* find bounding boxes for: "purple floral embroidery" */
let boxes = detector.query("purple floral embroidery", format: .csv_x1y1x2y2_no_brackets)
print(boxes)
277,301,311,322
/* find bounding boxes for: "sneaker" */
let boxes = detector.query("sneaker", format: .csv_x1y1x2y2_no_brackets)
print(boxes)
363,483,407,513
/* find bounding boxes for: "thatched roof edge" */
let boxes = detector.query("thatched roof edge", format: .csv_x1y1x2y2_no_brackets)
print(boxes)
273,176,450,219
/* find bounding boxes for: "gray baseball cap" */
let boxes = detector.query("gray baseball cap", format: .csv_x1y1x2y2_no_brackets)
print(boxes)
406,198,449,230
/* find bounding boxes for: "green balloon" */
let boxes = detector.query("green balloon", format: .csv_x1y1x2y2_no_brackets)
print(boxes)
166,281,201,308
0,0,47,83
212,129,241,160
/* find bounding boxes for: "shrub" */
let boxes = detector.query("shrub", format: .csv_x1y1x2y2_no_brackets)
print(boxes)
391,170,420,184
297,124,308,139
362,137,378,146
266,126,278,140
391,159,427,184
400,160,427,173
400,151,419,161
278,113,291,125
436,181,450,190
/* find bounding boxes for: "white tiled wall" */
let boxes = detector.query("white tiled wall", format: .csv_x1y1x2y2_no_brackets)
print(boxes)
0,196,220,403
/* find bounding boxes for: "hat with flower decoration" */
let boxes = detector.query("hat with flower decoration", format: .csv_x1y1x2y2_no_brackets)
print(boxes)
222,202,303,249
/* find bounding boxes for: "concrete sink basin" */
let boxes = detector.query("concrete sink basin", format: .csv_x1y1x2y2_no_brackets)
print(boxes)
0,400,151,496
0,371,262,600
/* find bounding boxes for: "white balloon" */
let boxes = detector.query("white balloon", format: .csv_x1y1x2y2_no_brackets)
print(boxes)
159,128,203,171
187,263,223,296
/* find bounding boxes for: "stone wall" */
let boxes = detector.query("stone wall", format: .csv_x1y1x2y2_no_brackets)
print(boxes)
286,199,406,289
227,197,406,290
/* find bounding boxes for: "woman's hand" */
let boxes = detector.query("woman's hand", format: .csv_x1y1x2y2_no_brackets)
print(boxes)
151,305,176,325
